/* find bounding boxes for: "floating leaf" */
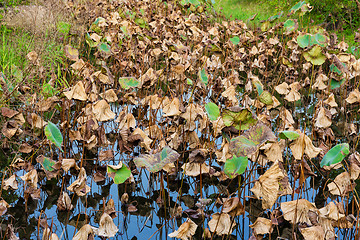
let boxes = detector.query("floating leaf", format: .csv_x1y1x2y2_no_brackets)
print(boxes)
134,146,180,172
42,157,56,172
222,108,257,130
107,163,131,184
258,90,273,105
98,43,111,54
303,45,326,65
297,34,312,48
320,143,350,167
330,79,345,89
224,156,248,178
205,102,220,121
119,77,140,89
279,130,300,140
230,122,276,158
229,36,240,45
45,122,63,151
283,19,297,33
199,68,208,86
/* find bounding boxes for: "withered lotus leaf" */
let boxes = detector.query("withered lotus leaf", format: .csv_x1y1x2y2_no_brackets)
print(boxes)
280,199,317,225
289,131,321,160
72,224,94,240
134,146,180,172
94,213,118,238
67,167,91,197
250,161,290,209
92,100,115,122
57,192,73,211
163,97,181,117
345,89,360,104
182,162,210,176
249,217,272,235
222,108,257,130
63,81,87,101
319,202,344,221
327,171,353,196
230,122,276,158
3,174,18,190
222,197,245,216
314,107,332,128
20,169,38,188
300,225,325,240
208,213,235,236
168,218,197,240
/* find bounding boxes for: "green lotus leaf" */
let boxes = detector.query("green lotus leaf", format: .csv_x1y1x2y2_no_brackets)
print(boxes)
230,122,276,158
134,146,180,172
43,157,56,172
107,163,131,184
258,91,273,105
199,68,208,86
222,108,257,130
297,33,312,48
45,122,63,151
224,156,248,178
330,79,345,89
320,143,350,167
279,130,300,140
98,43,111,54
303,45,326,65
119,77,140,89
229,36,240,45
205,102,220,121
283,19,297,33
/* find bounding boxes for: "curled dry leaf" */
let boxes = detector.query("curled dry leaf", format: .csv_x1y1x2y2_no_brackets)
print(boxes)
94,213,119,238
289,131,321,160
63,81,87,101
327,171,353,196
208,213,235,236
20,169,38,188
249,217,272,235
168,218,197,240
0,199,9,216
57,192,73,211
349,152,360,180
222,197,245,216
182,162,210,176
163,97,181,117
1,107,19,118
100,89,118,102
300,225,325,240
346,89,360,104
6,224,19,240
280,199,317,225
3,174,18,190
134,146,180,173
61,159,80,172
319,202,344,221
92,100,115,122
314,107,332,128
72,224,94,240
67,167,91,197
250,161,291,209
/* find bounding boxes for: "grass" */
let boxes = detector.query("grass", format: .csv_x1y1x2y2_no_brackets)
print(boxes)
214,0,276,24
213,0,358,48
